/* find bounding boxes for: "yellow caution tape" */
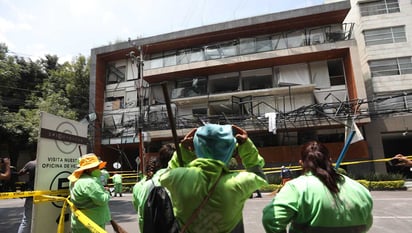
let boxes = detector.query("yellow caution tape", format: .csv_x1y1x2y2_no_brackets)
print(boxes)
261,156,412,174
57,197,107,233
0,189,69,200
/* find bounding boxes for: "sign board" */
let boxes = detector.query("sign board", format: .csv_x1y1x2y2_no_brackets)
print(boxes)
32,112,88,233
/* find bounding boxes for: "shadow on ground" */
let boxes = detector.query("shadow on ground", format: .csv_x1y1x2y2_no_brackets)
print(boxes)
109,198,137,223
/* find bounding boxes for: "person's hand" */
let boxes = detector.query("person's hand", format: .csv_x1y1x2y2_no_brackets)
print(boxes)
232,125,248,145
393,154,412,167
181,128,197,151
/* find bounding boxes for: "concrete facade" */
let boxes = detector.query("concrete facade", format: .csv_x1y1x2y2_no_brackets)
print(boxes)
89,1,372,174
336,0,412,175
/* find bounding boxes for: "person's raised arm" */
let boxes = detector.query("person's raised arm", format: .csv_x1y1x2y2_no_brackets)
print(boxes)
168,128,197,168
233,125,266,179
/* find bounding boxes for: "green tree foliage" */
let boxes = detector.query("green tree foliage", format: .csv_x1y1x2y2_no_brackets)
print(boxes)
0,44,90,147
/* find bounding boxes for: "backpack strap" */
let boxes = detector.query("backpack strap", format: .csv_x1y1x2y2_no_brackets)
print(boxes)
179,173,223,233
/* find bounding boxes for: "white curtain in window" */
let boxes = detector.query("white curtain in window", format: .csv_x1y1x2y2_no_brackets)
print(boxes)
309,61,330,89
151,85,164,103
279,63,310,85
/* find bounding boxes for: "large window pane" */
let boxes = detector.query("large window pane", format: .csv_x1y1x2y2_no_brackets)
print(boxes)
370,58,400,77
360,0,400,17
364,26,406,46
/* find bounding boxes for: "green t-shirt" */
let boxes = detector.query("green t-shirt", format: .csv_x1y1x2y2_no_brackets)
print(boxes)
262,173,373,233
69,174,111,232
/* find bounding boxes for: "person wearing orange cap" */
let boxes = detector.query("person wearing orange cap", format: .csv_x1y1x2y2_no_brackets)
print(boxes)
68,153,111,233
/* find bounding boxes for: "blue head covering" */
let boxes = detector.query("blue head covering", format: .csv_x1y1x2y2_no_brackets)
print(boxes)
193,124,237,164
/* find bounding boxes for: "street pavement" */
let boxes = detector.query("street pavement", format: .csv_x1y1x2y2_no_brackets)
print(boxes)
1,191,412,232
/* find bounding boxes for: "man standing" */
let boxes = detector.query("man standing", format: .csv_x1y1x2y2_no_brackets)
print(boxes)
17,159,36,233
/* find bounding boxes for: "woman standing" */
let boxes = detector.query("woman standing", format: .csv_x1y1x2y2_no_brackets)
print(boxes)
262,141,373,233
68,153,111,233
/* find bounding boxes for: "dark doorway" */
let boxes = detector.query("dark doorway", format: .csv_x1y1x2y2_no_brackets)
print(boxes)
382,133,412,178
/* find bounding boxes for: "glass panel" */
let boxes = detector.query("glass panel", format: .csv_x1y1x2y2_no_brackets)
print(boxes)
272,34,287,50
164,51,176,67
149,57,163,69
364,26,406,46
360,0,400,16
309,28,325,45
370,58,399,77
256,36,272,52
177,49,189,64
398,57,412,74
190,48,205,62
220,41,238,58
204,45,221,60
286,31,305,48
239,38,256,54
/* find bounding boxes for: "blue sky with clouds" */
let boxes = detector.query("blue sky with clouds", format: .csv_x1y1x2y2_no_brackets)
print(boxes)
0,0,323,62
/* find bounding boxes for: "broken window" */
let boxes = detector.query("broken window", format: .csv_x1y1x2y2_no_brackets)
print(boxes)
327,59,346,85
106,63,126,84
172,77,207,98
241,68,273,90
209,72,240,94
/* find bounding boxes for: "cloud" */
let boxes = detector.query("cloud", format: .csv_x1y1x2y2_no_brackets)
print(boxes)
0,17,32,32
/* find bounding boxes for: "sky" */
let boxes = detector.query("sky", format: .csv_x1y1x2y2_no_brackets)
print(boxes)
0,0,324,63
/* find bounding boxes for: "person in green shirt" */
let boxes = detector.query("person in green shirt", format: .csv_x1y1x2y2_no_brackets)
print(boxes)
111,172,123,197
132,144,175,232
100,168,110,187
160,124,268,233
68,153,111,233
262,141,373,233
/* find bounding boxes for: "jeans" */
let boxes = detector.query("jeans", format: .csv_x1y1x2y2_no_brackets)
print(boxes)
17,197,33,233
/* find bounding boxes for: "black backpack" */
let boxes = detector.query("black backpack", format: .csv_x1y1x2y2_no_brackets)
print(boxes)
143,184,180,233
